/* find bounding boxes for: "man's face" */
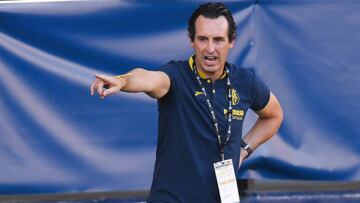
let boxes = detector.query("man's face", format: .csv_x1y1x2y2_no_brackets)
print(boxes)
191,15,234,79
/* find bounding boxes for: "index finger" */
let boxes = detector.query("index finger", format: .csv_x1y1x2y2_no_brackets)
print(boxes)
95,74,114,83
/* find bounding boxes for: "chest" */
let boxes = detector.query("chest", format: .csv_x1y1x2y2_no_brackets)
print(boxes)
179,76,252,135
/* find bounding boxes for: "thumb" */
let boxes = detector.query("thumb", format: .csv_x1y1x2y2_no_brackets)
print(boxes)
103,86,121,97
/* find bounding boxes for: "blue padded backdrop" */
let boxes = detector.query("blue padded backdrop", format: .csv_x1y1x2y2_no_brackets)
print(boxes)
0,0,359,194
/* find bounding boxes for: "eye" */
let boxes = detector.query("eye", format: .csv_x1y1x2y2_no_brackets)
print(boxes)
214,37,225,43
197,36,207,42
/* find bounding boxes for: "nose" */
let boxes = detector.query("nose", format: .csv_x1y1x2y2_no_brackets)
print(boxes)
206,40,215,53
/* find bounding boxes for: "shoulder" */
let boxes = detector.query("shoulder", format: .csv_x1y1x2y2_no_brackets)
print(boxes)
157,59,191,98
228,63,257,82
227,63,271,111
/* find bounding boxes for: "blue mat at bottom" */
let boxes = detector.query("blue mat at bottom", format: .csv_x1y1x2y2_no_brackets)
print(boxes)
28,190,360,203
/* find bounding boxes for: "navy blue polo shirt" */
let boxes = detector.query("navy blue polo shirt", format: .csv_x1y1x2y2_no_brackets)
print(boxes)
148,57,270,203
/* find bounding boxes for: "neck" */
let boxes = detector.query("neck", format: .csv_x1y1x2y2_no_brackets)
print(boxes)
197,65,225,82
191,55,227,82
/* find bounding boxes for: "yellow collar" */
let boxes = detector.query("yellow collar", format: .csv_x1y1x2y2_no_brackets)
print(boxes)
188,55,227,80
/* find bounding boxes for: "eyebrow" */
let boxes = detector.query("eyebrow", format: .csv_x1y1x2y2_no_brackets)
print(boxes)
196,35,208,39
214,36,225,41
196,35,225,40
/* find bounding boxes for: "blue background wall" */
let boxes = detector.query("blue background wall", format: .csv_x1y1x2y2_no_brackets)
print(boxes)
0,0,359,194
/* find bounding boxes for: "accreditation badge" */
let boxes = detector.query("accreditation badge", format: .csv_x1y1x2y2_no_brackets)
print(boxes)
213,159,240,203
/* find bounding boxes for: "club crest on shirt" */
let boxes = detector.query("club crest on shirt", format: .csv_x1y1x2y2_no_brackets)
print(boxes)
231,89,239,106
223,89,243,120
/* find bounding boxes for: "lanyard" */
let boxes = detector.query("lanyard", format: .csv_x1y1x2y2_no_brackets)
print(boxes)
193,63,233,161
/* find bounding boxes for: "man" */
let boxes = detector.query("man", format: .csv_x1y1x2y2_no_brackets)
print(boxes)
91,2,283,203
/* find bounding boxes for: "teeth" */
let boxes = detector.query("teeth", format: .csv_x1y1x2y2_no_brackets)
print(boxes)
205,56,217,61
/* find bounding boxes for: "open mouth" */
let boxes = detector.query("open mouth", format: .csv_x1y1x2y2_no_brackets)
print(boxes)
204,56,218,64
204,56,217,61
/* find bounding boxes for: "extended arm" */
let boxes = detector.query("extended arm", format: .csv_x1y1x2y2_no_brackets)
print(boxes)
90,68,171,99
239,92,283,166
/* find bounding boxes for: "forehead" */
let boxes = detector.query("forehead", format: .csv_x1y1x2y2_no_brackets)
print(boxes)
195,15,229,37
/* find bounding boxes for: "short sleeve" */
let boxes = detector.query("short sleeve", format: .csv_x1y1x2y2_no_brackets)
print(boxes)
157,60,179,99
249,68,270,111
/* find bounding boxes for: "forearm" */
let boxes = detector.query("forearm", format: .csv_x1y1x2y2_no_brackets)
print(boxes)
241,93,283,160
120,68,170,98
120,68,154,93
243,115,282,152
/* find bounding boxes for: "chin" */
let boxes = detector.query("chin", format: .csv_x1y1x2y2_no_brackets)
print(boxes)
202,65,221,73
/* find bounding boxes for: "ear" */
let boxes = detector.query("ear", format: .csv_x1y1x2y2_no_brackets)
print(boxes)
190,39,194,48
229,33,236,48
229,39,235,49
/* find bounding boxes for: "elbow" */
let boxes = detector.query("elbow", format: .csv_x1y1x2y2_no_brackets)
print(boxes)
276,106,284,130
270,92,284,129
260,93,284,132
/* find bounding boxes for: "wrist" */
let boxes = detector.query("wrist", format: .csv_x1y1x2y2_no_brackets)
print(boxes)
115,72,132,89
243,144,252,158
115,77,126,88
241,139,253,159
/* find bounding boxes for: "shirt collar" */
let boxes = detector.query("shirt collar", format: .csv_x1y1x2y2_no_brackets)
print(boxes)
188,55,227,80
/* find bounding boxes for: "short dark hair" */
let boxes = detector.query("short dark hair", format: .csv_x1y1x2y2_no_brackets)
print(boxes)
187,2,237,42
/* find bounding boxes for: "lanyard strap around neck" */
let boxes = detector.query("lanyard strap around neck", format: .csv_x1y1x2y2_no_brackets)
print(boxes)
193,63,233,161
